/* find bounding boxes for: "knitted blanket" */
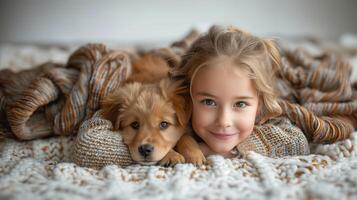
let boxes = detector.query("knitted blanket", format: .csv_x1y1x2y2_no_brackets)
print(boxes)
1,131,357,199
0,44,132,140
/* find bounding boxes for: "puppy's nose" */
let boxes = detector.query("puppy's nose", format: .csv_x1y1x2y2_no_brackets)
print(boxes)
138,144,154,157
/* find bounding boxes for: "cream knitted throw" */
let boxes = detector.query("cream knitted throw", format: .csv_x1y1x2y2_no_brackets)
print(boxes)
1,107,357,199
1,129,357,199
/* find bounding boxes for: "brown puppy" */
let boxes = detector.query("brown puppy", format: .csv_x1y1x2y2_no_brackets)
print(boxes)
101,53,190,166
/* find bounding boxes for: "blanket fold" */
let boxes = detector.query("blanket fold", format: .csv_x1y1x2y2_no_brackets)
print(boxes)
1,44,131,140
276,48,357,143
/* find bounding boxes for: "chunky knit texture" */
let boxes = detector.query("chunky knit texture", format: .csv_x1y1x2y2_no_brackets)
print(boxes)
0,44,131,139
276,48,357,143
237,117,310,157
73,111,134,169
1,131,357,199
72,111,309,169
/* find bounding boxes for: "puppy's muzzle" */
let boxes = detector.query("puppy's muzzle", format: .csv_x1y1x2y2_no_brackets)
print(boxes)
138,144,154,158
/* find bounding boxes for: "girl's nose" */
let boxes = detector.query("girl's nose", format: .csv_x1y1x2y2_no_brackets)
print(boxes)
215,107,232,128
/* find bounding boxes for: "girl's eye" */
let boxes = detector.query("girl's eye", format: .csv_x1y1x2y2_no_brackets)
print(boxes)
159,121,170,130
234,101,247,108
201,99,216,106
130,121,140,130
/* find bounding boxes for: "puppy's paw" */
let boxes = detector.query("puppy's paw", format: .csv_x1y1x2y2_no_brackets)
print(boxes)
159,150,185,167
184,149,206,166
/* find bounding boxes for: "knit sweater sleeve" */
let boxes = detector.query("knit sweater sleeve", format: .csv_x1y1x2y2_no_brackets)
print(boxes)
73,110,134,169
236,117,310,158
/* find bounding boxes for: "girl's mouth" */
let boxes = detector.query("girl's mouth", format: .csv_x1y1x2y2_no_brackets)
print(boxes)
209,131,237,140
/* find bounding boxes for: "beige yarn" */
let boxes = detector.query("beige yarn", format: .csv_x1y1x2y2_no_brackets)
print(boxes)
73,111,133,169
73,113,309,168
237,117,310,157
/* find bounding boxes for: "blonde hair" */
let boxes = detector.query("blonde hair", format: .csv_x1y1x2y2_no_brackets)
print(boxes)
171,25,282,124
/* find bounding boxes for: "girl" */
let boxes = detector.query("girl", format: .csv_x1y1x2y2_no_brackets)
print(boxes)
172,25,310,162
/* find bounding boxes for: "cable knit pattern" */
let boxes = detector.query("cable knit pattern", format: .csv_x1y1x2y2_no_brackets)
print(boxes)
1,131,357,199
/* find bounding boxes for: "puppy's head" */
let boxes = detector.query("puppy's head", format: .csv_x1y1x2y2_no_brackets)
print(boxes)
101,78,188,165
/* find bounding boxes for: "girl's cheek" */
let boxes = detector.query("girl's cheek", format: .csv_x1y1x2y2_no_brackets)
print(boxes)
192,106,215,125
234,111,256,132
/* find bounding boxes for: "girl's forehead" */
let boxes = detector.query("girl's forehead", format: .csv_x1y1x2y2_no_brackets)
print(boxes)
191,67,257,101
201,59,249,78
193,63,256,91
189,58,258,99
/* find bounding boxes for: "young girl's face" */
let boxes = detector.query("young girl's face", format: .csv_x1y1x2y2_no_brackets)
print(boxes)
191,60,259,155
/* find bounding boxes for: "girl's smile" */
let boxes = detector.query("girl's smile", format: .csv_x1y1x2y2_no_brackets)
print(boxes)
208,131,239,140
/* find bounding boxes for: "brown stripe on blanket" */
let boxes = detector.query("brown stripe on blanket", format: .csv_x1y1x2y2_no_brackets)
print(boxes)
277,48,357,143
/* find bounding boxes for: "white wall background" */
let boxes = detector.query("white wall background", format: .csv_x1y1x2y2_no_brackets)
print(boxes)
0,0,357,44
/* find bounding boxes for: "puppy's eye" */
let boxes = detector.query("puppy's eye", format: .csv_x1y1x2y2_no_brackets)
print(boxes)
130,121,140,130
159,121,170,130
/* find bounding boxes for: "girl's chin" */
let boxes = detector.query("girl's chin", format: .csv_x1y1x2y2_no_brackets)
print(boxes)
200,143,236,157
210,142,238,153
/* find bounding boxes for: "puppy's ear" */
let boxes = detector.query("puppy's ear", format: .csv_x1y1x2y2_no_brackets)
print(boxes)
100,90,125,130
101,82,142,129
173,95,192,127
159,78,191,127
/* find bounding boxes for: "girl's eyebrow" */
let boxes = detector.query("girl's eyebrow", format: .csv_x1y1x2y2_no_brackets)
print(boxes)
195,92,254,99
195,92,216,97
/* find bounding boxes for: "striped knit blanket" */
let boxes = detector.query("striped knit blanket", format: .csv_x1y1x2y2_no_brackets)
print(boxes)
277,48,357,143
0,44,131,140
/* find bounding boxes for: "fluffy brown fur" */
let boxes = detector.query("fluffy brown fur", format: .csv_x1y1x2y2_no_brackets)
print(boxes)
101,53,193,166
